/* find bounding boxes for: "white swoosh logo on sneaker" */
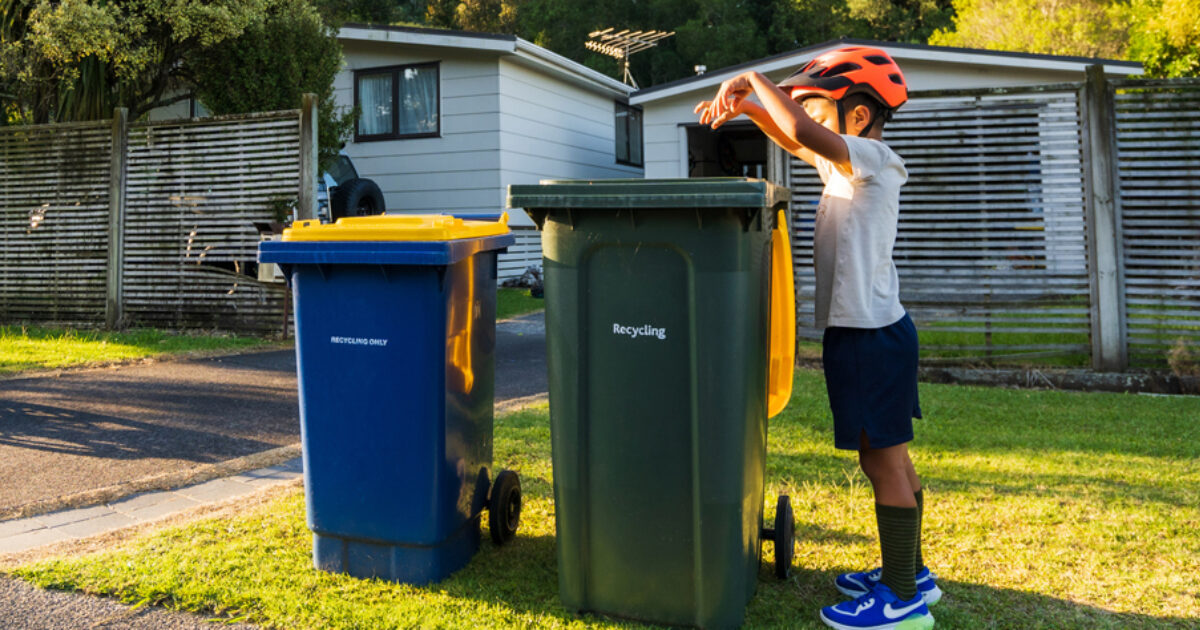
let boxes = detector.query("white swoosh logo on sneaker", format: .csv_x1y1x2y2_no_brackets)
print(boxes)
882,600,925,620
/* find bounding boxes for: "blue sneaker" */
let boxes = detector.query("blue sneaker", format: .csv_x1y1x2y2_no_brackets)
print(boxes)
836,566,942,606
820,583,934,630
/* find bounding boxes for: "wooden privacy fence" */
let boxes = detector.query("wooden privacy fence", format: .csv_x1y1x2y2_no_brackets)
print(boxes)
1112,77,1200,369
1,107,311,334
788,70,1200,371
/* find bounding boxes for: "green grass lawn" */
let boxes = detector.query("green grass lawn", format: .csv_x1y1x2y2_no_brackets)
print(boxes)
497,287,544,320
12,372,1199,628
0,326,278,376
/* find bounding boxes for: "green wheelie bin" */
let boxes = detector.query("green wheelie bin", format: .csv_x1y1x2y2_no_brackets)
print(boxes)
507,178,797,629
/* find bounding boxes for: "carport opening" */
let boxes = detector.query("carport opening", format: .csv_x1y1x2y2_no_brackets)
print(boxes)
686,123,768,178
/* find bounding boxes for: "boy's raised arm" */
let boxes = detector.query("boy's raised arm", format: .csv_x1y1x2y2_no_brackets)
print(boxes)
694,99,809,164
695,71,850,172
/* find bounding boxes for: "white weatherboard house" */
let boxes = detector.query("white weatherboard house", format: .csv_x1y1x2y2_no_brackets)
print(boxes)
631,39,1142,181
333,24,643,217
333,24,644,277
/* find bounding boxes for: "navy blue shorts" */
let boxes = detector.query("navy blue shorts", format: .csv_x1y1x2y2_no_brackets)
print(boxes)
822,313,922,450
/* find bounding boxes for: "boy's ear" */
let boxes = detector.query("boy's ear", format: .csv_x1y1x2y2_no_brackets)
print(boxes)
849,104,874,135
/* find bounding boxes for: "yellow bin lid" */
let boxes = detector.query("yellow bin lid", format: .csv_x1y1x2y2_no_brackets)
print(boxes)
282,213,510,242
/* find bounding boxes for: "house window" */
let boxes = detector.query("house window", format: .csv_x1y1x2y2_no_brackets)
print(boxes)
355,62,439,141
615,102,643,166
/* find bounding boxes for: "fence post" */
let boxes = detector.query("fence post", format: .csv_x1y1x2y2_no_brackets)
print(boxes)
1080,65,1128,371
297,93,318,221
106,107,128,329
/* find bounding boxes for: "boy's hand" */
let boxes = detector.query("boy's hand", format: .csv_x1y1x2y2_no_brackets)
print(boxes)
694,99,746,129
694,72,756,129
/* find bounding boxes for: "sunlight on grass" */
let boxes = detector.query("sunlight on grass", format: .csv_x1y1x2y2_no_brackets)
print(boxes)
0,326,277,375
497,287,544,320
13,373,1200,629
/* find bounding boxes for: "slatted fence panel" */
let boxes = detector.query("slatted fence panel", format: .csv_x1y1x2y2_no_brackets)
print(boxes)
1113,79,1200,367
499,225,543,281
790,88,1092,365
122,112,299,333
0,122,112,325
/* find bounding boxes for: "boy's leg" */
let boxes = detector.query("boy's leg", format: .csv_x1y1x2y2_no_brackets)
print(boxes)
859,437,918,601
858,434,917,507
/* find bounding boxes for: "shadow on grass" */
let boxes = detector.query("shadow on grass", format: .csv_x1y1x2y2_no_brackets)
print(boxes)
423,533,1194,630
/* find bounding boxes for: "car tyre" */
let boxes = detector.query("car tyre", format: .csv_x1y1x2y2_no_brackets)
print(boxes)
330,178,385,220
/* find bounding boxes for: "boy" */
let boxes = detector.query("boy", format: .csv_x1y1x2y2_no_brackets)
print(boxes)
695,48,939,630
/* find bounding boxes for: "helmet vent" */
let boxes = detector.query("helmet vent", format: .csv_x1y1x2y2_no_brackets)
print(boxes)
865,55,892,66
889,73,905,85
822,62,862,77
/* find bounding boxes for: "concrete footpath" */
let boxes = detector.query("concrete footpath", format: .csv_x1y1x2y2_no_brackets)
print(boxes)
0,458,303,556
0,310,547,629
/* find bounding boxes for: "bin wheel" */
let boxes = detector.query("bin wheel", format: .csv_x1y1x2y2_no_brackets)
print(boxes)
489,470,521,545
774,495,795,579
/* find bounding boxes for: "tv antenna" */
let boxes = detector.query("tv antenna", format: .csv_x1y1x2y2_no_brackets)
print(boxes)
586,28,674,89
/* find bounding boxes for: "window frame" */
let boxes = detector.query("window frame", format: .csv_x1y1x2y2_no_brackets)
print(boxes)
615,101,644,167
353,61,441,142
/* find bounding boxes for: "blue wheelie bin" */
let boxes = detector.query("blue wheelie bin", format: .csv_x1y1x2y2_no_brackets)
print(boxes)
258,213,521,584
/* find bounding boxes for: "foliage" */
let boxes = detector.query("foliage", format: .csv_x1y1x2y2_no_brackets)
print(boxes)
423,0,458,28
455,0,521,33
311,0,413,25
368,0,957,88
1125,0,1200,77
928,0,1128,58
14,374,1200,627
928,0,1200,77
187,0,354,170
0,0,266,123
1167,338,1200,392
846,0,955,44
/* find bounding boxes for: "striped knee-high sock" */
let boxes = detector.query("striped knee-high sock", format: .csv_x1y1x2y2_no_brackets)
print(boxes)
915,488,925,570
876,503,919,601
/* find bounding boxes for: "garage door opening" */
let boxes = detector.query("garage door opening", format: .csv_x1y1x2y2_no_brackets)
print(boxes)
686,123,768,178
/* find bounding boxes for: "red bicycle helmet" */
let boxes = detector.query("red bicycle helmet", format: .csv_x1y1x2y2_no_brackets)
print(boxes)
778,46,908,112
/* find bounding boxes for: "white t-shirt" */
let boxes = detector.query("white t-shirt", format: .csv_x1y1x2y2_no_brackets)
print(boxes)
812,135,908,329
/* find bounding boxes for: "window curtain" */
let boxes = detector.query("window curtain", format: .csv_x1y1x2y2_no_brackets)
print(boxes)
358,73,393,136
399,66,438,135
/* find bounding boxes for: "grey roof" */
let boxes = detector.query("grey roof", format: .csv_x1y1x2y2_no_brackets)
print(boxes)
634,37,1142,98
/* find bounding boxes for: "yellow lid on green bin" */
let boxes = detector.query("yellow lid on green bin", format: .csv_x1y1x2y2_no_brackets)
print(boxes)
282,213,510,241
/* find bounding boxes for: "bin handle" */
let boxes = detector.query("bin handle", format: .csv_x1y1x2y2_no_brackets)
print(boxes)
767,209,795,419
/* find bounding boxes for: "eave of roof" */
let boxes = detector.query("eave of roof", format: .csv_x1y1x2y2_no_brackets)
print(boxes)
631,38,1143,105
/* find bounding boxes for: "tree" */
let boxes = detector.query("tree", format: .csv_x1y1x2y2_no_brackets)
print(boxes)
846,0,955,44
188,0,354,168
455,0,521,33
675,0,769,79
311,0,425,26
0,0,266,123
424,0,458,28
927,0,1128,58
1126,0,1200,77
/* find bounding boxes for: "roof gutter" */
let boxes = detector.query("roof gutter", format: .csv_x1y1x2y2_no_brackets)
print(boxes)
513,39,633,99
